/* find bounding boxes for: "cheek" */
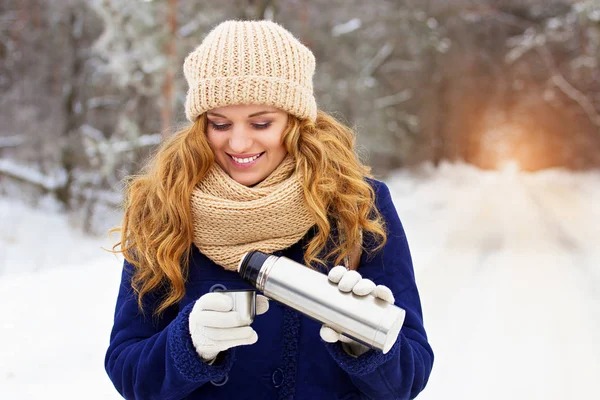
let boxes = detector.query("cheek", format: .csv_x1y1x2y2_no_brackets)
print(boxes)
265,139,286,155
266,129,287,150
206,132,223,149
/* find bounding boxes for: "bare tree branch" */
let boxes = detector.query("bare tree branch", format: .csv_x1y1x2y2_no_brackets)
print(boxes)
503,11,600,129
374,90,413,109
0,159,66,192
537,45,600,127
360,42,394,78
84,133,162,157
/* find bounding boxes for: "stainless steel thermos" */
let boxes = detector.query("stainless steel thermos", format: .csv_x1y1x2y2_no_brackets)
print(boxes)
238,250,406,354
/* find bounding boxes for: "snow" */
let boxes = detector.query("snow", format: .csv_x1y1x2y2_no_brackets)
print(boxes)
390,162,600,400
0,136,25,148
332,18,362,37
0,197,123,398
84,133,161,157
0,160,67,191
1,162,599,399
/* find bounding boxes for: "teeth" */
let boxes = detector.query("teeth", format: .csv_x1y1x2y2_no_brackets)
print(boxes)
231,154,260,164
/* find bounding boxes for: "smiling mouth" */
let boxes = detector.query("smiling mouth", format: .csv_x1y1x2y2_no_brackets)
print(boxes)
228,152,264,165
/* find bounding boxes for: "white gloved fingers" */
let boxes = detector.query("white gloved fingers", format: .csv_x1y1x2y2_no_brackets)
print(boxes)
337,333,357,344
195,292,233,312
200,351,219,363
319,325,341,343
337,270,362,292
194,329,258,362
256,294,269,315
197,310,245,328
373,284,395,304
189,294,261,362
320,326,370,357
327,265,347,283
201,326,257,341
352,278,376,296
218,330,258,348
319,326,354,344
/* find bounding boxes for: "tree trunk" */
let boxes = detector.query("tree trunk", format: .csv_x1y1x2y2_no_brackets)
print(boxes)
57,9,84,210
161,0,177,138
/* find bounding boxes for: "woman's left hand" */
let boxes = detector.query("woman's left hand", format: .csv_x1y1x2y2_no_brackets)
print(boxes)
319,266,395,357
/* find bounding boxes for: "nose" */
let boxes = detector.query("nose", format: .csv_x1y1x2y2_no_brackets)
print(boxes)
228,126,252,153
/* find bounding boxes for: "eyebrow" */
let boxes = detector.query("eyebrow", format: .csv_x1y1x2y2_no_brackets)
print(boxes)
207,111,277,118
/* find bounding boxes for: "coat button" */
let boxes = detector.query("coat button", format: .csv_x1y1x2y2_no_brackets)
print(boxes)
209,283,227,292
272,368,284,388
211,374,229,386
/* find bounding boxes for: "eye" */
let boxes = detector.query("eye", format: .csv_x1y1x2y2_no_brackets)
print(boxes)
210,122,231,131
252,122,272,130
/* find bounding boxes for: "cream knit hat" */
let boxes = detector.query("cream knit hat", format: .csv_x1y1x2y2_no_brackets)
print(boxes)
183,20,317,122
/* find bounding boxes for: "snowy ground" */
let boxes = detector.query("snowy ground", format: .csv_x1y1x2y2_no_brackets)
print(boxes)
1,162,599,399
0,199,123,398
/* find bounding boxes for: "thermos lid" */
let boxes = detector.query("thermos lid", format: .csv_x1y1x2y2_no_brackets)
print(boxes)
238,250,270,286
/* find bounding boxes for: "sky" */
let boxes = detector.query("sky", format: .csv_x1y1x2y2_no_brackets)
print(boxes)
1,161,599,399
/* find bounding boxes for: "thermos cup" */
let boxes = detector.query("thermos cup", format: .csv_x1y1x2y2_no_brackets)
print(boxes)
238,250,406,354
220,290,256,325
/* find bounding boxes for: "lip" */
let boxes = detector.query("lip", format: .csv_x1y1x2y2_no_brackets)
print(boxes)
227,152,264,169
228,152,263,158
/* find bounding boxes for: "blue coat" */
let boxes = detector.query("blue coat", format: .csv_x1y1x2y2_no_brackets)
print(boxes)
105,180,433,399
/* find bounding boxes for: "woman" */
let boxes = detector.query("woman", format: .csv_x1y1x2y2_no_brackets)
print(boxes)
105,20,433,400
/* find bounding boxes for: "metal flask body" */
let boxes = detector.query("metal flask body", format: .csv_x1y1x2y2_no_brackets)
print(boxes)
238,250,406,354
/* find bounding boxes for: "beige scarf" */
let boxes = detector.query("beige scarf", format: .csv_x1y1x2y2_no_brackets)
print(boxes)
190,156,316,271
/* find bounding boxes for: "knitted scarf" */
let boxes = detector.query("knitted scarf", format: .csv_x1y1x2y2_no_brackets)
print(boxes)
190,156,316,271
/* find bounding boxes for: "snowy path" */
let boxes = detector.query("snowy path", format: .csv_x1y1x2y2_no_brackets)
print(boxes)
401,166,600,400
1,163,599,399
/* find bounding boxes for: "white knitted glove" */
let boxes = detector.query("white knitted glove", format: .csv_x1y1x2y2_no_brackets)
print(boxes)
189,292,269,363
320,266,395,357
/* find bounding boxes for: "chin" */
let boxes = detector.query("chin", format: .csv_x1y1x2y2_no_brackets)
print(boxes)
232,174,263,187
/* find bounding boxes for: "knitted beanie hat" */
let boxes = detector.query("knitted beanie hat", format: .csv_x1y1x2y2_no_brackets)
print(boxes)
183,20,317,123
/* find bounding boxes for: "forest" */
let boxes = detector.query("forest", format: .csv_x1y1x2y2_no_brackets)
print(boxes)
1,0,599,232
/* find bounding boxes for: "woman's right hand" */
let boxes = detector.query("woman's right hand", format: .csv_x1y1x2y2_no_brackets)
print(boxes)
188,292,269,363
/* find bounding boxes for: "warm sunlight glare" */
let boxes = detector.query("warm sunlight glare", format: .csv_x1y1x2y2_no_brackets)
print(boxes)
473,121,553,172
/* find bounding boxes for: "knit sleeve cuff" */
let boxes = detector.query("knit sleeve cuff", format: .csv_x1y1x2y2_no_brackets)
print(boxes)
167,301,235,382
323,338,401,376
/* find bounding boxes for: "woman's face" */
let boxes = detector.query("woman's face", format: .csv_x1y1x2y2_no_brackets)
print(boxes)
206,104,289,187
